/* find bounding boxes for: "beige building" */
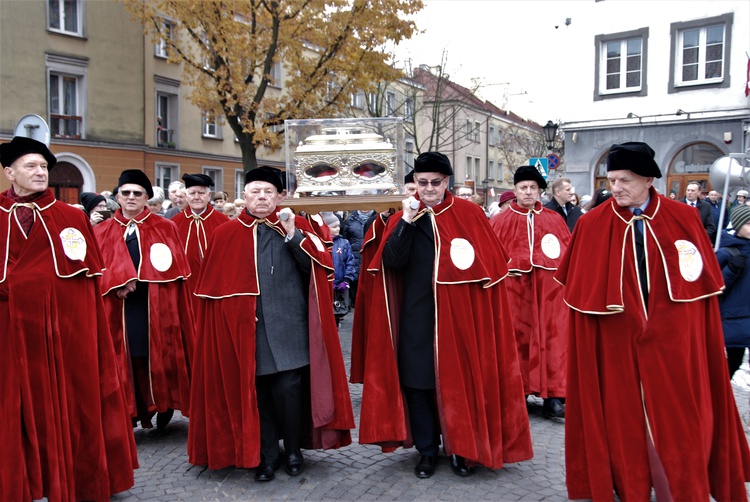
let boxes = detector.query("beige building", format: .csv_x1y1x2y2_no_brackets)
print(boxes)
0,0,256,203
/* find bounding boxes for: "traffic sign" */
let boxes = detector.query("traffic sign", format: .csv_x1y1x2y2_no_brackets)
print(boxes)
547,154,560,171
529,157,549,179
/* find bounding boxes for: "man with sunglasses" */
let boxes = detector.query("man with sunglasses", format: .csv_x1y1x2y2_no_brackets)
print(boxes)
359,152,532,478
0,137,137,501
94,169,195,431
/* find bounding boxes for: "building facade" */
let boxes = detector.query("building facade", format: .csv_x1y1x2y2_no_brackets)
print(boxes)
560,1,750,199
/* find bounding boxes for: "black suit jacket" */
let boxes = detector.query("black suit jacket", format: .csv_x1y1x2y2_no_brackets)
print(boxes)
680,198,716,242
544,197,583,233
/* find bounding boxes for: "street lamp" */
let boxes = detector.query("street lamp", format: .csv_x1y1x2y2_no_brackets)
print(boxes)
482,178,489,208
542,120,558,151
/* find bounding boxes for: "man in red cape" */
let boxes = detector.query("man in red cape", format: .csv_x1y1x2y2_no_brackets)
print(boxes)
188,166,354,481
556,142,750,501
360,152,532,479
94,169,194,430
489,166,570,419
171,172,229,307
0,137,137,501
350,170,415,383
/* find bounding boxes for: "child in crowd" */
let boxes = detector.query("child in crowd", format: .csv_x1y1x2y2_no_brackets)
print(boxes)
322,212,358,327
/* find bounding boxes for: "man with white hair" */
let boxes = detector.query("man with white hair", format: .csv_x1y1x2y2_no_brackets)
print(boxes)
171,173,229,304
188,166,353,481
0,137,137,501
557,141,750,501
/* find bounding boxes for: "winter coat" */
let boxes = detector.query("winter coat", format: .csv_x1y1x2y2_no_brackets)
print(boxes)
716,229,750,347
332,235,358,288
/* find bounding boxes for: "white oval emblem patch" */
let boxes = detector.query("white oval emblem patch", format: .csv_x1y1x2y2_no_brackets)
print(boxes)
541,233,561,259
674,239,702,282
150,243,173,272
309,233,325,252
450,238,475,270
59,227,87,262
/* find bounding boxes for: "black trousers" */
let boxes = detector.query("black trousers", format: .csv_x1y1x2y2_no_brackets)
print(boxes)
256,367,306,463
403,386,441,457
727,347,746,379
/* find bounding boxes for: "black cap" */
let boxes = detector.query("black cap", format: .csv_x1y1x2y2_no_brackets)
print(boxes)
245,166,284,193
513,165,547,189
80,192,105,215
414,152,453,176
118,169,154,198
607,142,662,178
182,173,215,188
404,169,415,184
0,136,57,169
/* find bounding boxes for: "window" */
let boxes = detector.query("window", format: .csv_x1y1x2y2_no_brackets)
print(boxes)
488,160,494,180
489,126,496,146
269,61,282,87
474,122,481,143
155,163,179,190
202,114,220,139
155,18,175,58
475,157,481,182
386,91,396,116
669,13,732,92
155,75,180,148
350,92,364,109
46,54,87,139
234,169,245,200
202,167,223,192
48,0,83,36
497,162,504,182
465,156,481,181
594,28,648,100
404,98,414,122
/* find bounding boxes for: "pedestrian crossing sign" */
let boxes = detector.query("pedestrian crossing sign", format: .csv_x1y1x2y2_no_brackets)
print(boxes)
529,158,549,179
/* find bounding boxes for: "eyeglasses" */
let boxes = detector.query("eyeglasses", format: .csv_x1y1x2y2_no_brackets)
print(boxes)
415,177,446,187
120,190,145,198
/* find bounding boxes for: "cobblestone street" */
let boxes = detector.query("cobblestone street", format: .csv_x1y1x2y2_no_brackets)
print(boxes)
112,313,750,501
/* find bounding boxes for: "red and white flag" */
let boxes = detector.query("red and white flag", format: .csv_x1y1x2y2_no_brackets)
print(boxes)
745,55,750,97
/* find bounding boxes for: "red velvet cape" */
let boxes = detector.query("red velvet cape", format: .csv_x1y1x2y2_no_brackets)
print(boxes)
171,205,229,306
349,212,387,383
359,194,533,469
94,208,194,417
187,208,354,470
0,190,137,502
556,190,750,501
489,201,570,397
306,212,333,246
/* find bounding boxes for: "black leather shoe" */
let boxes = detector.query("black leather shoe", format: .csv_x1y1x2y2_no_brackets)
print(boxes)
285,450,304,476
450,454,472,477
542,398,565,419
255,462,278,482
414,455,436,478
156,409,174,430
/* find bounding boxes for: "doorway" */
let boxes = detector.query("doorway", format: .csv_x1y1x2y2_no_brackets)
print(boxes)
49,162,83,204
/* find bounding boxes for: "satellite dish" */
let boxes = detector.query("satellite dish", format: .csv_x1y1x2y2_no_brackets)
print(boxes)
709,156,750,189
13,114,51,146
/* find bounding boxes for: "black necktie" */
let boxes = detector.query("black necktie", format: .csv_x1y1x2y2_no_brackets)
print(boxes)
633,208,648,307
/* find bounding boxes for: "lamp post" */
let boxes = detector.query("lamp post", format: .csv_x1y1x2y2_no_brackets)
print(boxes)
542,120,559,151
482,178,489,208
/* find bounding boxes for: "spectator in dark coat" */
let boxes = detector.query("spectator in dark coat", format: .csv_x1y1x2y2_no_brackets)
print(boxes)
706,190,728,239
341,209,374,303
716,204,750,378
681,182,716,242
544,177,582,232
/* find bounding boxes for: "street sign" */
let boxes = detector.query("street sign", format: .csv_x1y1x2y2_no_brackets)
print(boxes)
547,154,560,171
529,157,549,179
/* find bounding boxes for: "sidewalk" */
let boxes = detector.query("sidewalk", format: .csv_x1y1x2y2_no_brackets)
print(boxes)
113,313,750,501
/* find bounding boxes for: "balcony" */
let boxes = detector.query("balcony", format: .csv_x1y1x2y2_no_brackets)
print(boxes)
157,127,175,148
50,114,82,139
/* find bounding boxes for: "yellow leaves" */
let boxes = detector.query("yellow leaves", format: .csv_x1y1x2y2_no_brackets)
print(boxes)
121,0,423,167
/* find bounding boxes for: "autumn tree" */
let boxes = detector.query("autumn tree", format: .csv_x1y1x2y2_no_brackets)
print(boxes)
122,0,424,171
